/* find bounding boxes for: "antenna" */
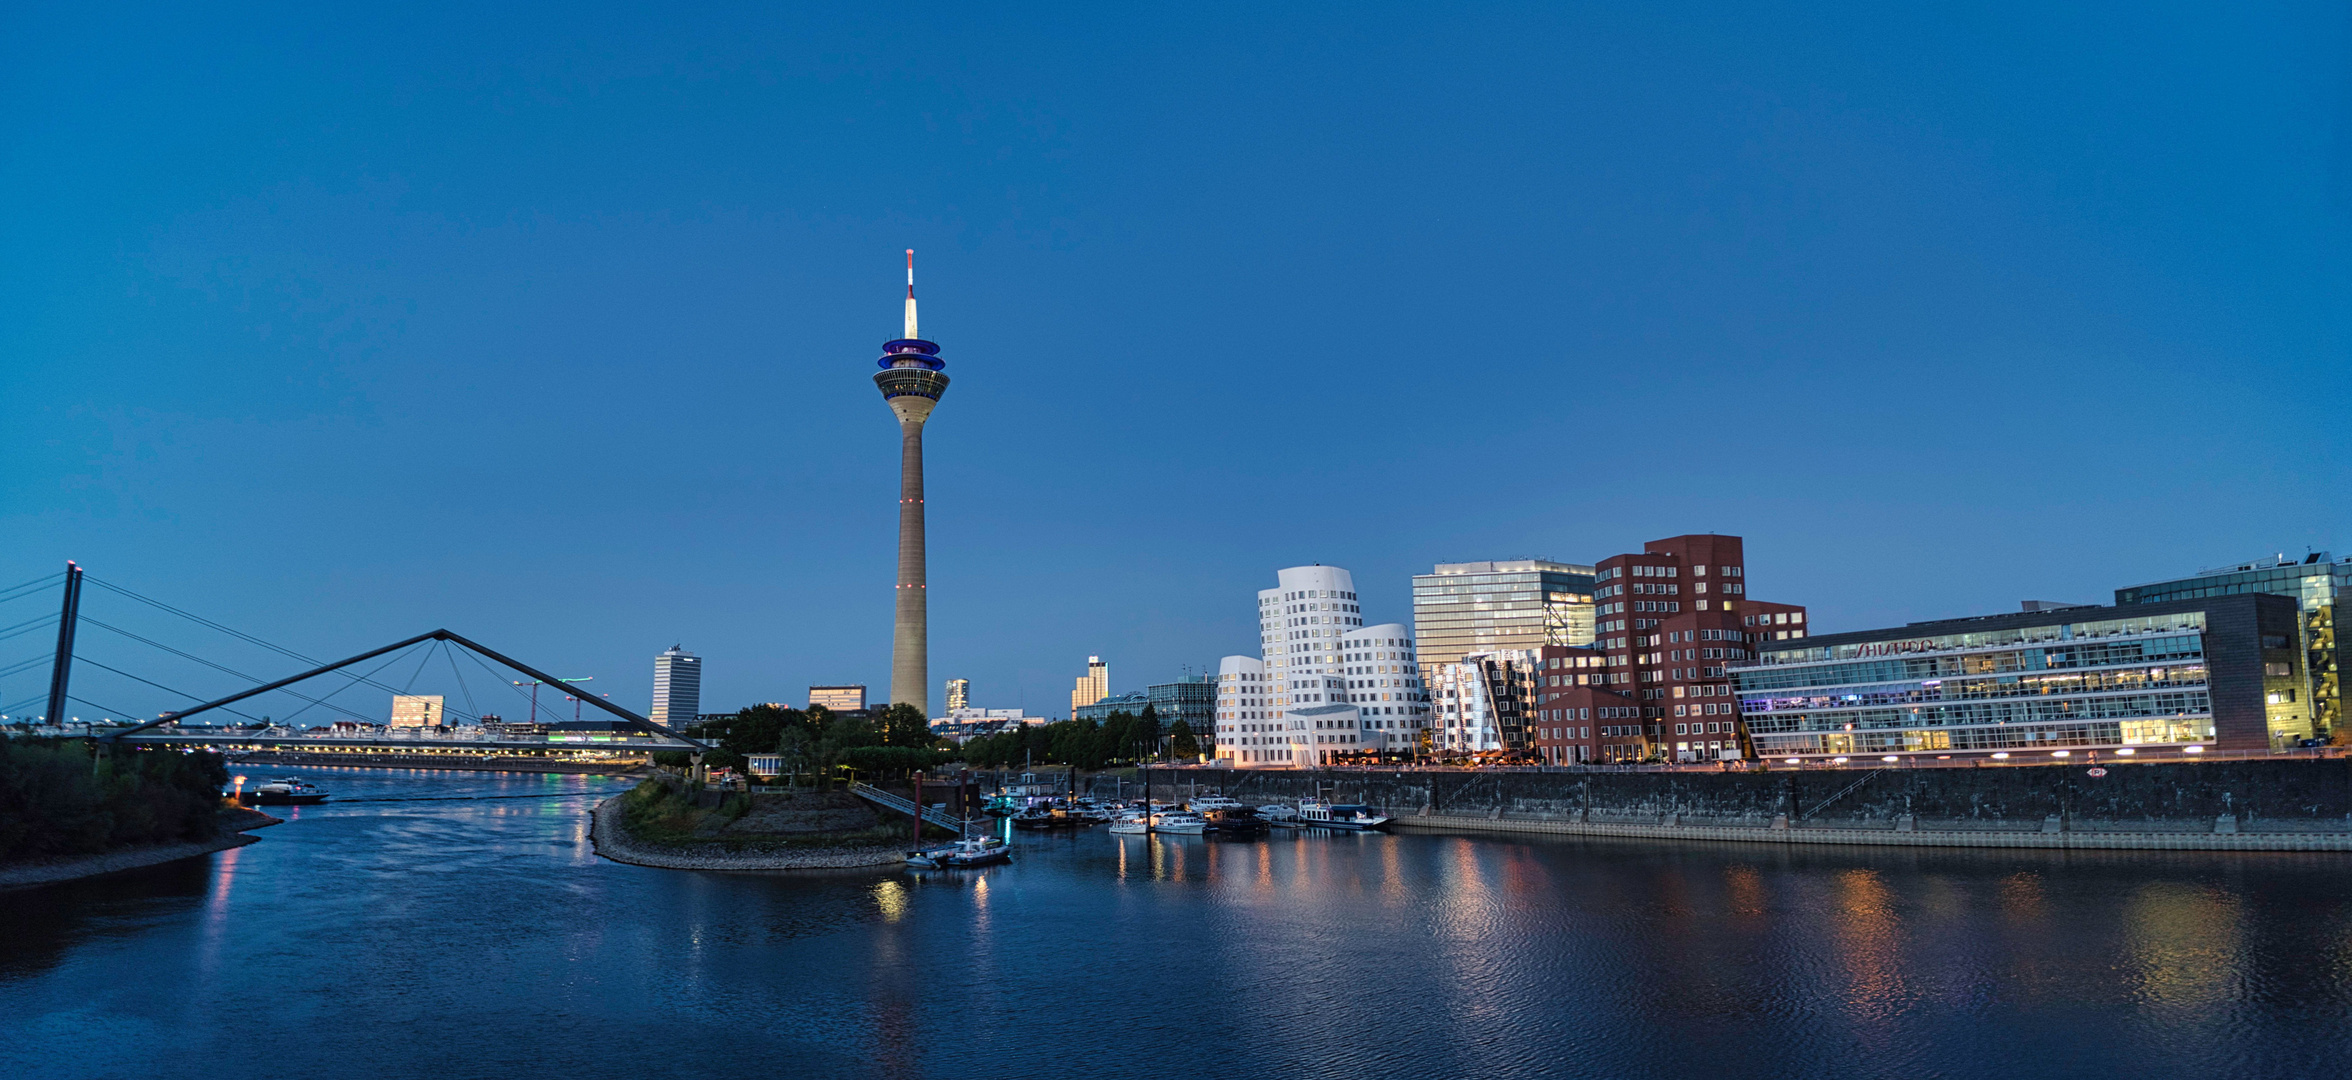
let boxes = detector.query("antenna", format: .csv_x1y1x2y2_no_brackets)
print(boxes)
903,249,919,340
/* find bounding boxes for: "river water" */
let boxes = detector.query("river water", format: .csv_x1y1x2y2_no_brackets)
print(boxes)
4,768,2351,1079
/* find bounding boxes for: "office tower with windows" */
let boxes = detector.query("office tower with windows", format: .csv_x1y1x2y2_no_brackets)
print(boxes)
1215,565,1429,767
650,645,701,730
1071,656,1109,717
1411,561,1598,681
809,684,867,712
2117,552,2349,742
944,678,970,713
875,251,949,716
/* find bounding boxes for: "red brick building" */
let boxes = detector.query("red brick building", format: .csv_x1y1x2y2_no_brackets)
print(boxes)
1530,534,1807,764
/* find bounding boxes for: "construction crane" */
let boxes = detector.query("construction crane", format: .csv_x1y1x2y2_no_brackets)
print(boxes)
513,676,592,725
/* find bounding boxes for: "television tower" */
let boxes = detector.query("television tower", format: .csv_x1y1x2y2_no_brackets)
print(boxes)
876,250,948,715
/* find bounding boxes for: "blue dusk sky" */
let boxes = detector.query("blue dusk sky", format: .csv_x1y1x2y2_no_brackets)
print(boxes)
5,3,2348,722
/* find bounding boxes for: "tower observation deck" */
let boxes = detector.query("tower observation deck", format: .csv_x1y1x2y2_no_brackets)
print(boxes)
877,251,947,715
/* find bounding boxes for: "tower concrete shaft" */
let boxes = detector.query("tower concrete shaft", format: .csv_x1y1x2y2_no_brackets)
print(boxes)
875,250,947,717
891,414,930,714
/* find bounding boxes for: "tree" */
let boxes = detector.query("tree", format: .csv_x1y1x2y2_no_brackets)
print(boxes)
1168,719,1199,760
1134,705,1162,762
878,703,932,747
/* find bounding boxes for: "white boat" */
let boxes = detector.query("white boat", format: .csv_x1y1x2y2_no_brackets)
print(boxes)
1188,795,1246,812
906,835,1011,869
1106,811,1209,834
1150,811,1210,834
1107,813,1150,834
1264,799,1392,831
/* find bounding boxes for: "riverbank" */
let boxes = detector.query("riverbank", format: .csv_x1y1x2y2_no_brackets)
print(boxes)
588,795,904,870
231,751,648,775
1392,810,2352,850
1144,761,2352,852
0,807,283,892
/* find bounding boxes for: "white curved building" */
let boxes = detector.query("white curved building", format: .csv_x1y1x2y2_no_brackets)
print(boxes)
1214,565,1431,767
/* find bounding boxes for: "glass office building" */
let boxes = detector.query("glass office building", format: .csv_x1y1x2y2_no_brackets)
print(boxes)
2117,554,2348,740
1148,675,1216,741
1732,595,2308,758
1411,560,1597,678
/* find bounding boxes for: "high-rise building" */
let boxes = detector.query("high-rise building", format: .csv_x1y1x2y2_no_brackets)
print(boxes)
810,684,868,712
389,695,444,728
2117,552,2349,740
875,250,949,716
1070,656,1109,717
1215,565,1430,767
1411,561,1598,679
649,645,701,731
1529,534,1805,763
944,678,970,713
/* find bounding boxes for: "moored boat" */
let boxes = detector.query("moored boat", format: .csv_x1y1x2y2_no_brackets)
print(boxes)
1263,799,1390,831
906,835,1012,869
236,777,329,806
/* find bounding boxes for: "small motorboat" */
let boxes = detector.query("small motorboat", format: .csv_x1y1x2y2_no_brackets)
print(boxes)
1106,812,1151,835
1202,807,1268,837
907,835,1011,869
236,778,329,806
1009,805,1080,830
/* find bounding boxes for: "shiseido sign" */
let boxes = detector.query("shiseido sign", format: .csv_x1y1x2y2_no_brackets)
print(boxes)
1847,639,1937,658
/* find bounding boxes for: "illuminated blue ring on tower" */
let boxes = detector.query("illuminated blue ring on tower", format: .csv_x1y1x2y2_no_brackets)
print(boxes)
878,338,945,371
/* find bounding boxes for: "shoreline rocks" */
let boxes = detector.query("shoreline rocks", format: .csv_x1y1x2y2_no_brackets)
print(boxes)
589,795,905,871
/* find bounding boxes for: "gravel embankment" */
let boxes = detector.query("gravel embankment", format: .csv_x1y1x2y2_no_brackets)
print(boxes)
589,796,905,870
0,808,284,892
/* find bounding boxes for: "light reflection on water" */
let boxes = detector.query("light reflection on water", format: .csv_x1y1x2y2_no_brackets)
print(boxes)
2,770,2351,1079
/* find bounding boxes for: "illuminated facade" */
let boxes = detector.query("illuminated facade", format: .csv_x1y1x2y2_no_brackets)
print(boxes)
1215,565,1429,767
1070,656,1108,717
1733,595,2307,759
809,684,867,712
2117,553,2349,742
944,678,970,713
649,645,701,731
1411,560,1596,677
389,695,444,728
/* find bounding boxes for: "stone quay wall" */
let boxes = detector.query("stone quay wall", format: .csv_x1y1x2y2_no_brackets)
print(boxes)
1139,760,2352,850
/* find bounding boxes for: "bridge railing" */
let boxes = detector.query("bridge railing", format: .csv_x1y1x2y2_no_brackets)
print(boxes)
850,783,965,832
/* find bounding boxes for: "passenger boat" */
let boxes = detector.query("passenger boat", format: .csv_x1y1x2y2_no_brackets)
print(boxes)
1262,799,1391,831
237,778,329,806
906,835,1011,869
1188,795,1246,813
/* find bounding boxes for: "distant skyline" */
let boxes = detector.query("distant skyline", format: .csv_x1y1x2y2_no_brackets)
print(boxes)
5,4,2348,722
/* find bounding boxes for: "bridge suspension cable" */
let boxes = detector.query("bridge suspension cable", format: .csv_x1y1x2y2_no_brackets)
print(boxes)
78,616,386,727
79,575,493,725
70,656,268,724
0,573,65,606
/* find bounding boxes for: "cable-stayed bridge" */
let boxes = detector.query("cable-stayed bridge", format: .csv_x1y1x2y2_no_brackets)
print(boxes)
0,562,705,757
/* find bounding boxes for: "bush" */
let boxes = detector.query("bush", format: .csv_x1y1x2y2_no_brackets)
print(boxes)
0,741,230,864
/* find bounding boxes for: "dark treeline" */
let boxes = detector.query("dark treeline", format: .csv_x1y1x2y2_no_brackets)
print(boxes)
0,740,230,863
656,703,943,782
959,707,1199,770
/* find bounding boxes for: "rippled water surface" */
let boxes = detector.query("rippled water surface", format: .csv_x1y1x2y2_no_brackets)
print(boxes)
5,768,2352,1079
